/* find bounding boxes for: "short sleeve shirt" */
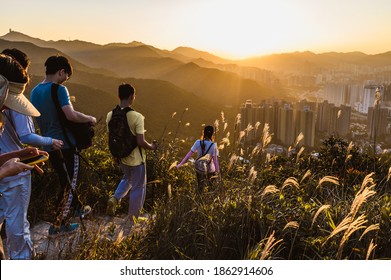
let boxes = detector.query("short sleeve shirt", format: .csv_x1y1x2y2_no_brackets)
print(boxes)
191,139,218,172
106,108,146,166
30,82,76,151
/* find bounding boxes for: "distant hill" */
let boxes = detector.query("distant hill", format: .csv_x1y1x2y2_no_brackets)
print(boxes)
0,31,280,107
160,62,274,106
238,51,391,74
0,37,236,140
173,46,232,65
0,39,117,77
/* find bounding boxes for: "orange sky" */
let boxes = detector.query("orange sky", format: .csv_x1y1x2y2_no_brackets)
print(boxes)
1,0,391,59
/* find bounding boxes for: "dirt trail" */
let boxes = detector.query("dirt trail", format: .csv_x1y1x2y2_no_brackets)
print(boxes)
2,213,150,259
29,214,142,259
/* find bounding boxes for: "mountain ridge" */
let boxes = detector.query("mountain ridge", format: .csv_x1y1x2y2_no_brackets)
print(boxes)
1,31,279,106
0,37,237,140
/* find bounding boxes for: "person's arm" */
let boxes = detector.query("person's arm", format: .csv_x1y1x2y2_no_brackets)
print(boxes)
213,153,220,173
176,150,194,168
0,158,34,180
133,113,156,151
11,112,64,150
136,134,157,151
212,143,219,173
62,105,96,124
57,86,96,124
20,134,63,150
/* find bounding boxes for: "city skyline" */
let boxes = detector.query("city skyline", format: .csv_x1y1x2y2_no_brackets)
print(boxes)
2,0,391,59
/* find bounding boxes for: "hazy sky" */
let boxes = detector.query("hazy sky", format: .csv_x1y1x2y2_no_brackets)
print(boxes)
1,0,391,59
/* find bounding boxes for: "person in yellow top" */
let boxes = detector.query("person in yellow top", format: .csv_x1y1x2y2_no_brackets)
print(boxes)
106,83,157,227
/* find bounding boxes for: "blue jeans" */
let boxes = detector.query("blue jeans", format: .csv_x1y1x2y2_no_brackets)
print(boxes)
113,163,146,223
0,174,33,259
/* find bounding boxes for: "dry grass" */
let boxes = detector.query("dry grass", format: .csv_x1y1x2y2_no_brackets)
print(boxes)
261,185,280,199
317,176,340,189
350,186,376,218
283,221,300,231
282,177,300,190
300,170,312,183
366,239,377,260
311,204,331,229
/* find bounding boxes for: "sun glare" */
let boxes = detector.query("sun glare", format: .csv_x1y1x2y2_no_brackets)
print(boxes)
2,0,391,59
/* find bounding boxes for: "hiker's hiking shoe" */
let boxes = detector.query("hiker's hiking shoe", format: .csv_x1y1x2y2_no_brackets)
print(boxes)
48,223,79,236
106,196,117,216
74,205,92,218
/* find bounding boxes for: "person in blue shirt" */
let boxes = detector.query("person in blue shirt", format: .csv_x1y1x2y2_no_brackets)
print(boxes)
0,54,48,259
30,55,96,235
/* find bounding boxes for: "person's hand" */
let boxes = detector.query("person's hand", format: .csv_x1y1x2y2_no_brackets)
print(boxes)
89,116,97,125
152,141,158,151
51,139,64,150
17,147,40,159
18,148,49,175
1,158,33,178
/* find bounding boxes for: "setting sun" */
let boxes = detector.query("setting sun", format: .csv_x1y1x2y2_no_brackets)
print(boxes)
1,0,391,59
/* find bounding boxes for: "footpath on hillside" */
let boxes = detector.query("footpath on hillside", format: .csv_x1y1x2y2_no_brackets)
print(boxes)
3,214,149,260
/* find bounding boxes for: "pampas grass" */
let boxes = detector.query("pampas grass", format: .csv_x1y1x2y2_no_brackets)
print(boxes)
261,185,280,199
366,239,377,260
311,204,331,228
282,177,300,190
317,176,340,189
283,221,299,231
248,231,283,260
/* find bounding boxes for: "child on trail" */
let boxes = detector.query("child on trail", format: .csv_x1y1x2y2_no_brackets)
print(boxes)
176,125,220,193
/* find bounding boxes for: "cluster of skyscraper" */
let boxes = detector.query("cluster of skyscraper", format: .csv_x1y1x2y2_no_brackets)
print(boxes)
239,91,389,148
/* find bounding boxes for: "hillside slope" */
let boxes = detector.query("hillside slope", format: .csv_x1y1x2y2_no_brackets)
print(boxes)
1,32,279,106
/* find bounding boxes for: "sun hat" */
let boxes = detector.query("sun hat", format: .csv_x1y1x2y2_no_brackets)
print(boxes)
0,74,9,110
4,80,40,117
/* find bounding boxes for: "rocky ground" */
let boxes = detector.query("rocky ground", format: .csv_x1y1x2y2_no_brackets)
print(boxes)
3,213,148,260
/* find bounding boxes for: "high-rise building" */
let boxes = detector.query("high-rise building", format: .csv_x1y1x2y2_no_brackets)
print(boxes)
368,107,390,139
295,106,316,147
239,98,352,148
362,85,384,114
240,99,258,142
329,105,351,137
278,104,295,146
316,101,351,137
336,105,351,137
316,100,334,132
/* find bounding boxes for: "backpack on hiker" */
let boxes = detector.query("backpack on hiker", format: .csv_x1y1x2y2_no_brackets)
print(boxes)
194,141,214,174
108,105,138,159
51,83,94,150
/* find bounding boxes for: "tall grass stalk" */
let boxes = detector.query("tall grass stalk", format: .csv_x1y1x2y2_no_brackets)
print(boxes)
366,239,377,260
281,177,300,190
311,204,331,229
261,185,280,200
359,224,380,241
337,214,367,259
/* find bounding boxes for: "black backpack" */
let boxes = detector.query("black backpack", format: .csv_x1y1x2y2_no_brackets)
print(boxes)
51,83,94,150
108,105,138,158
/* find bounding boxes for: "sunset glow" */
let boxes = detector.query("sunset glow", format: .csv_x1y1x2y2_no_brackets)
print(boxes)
1,0,391,59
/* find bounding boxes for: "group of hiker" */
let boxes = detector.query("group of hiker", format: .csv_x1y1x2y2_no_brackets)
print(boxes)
0,48,220,260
